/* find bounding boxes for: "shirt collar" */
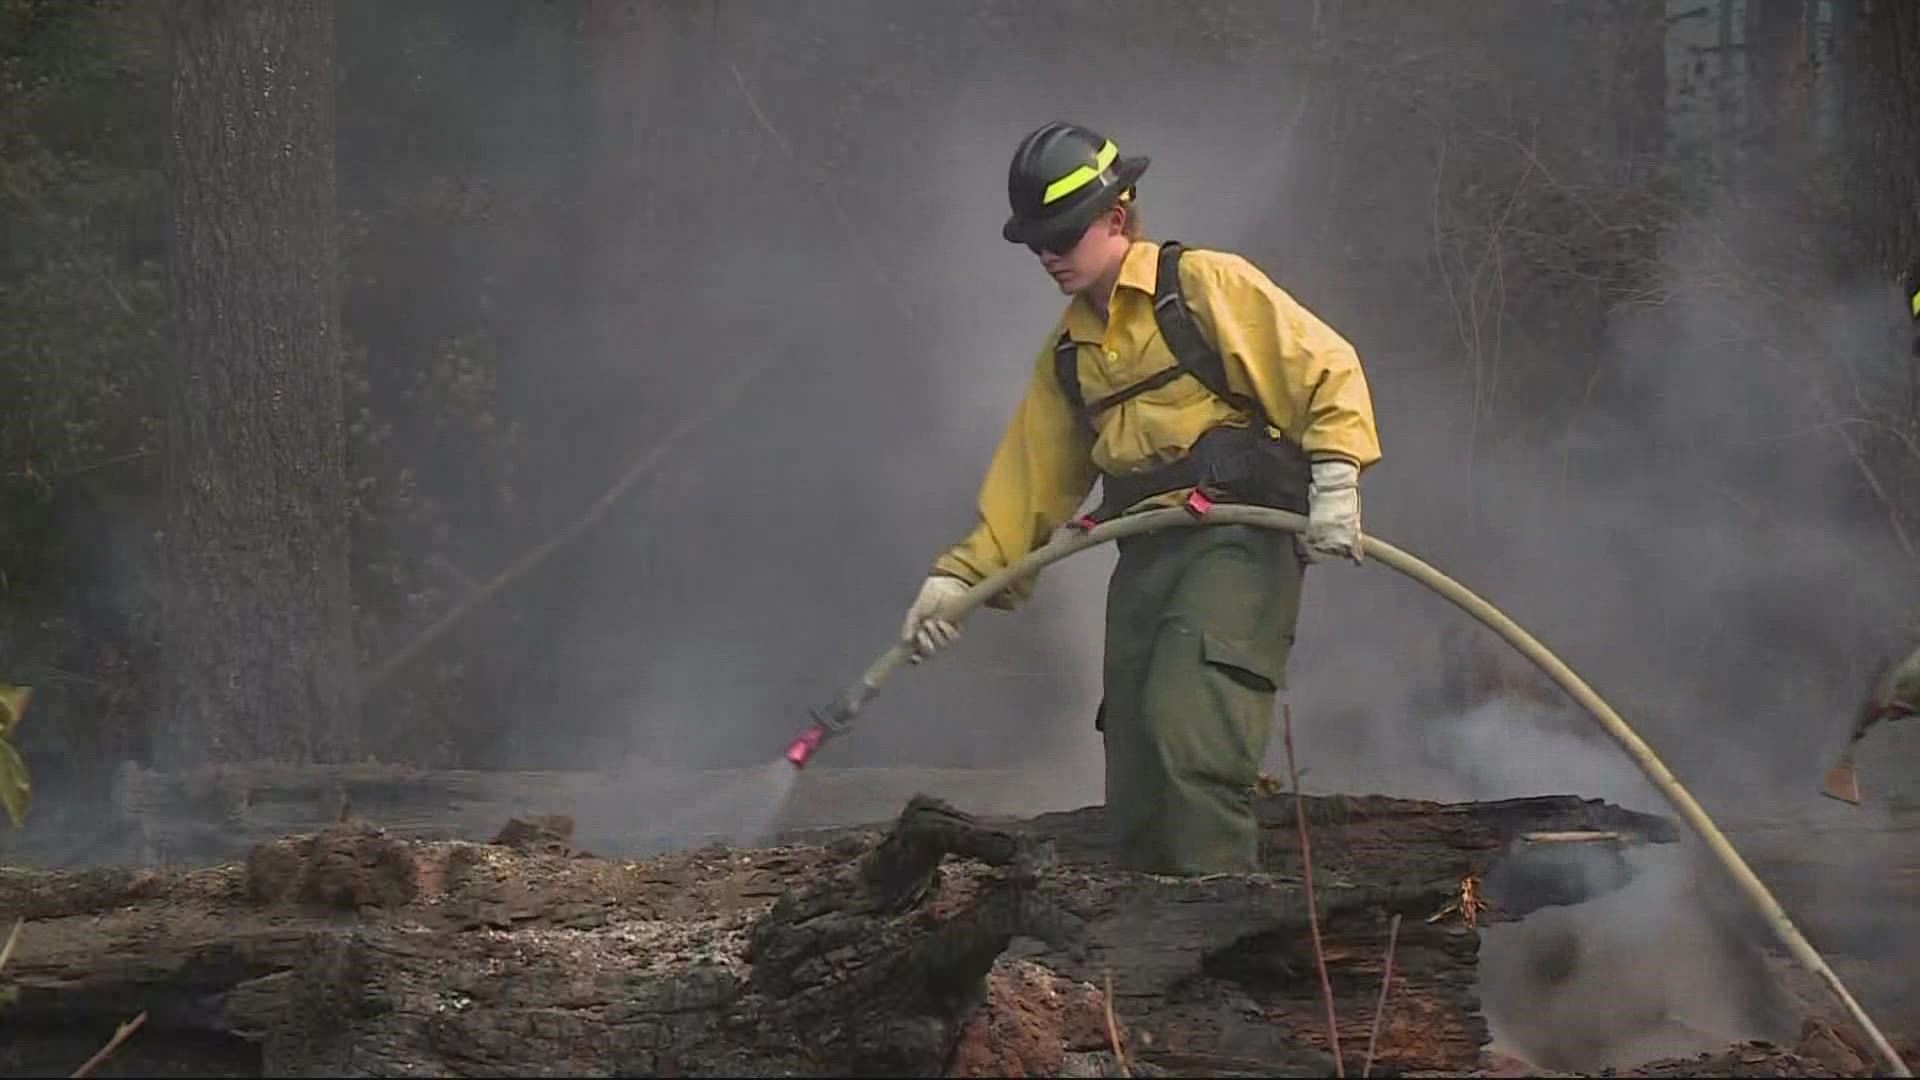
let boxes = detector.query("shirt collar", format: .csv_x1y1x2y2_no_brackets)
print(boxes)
1061,241,1162,343
1115,239,1159,295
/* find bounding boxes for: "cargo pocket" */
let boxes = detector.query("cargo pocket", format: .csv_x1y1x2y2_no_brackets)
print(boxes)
1199,631,1283,693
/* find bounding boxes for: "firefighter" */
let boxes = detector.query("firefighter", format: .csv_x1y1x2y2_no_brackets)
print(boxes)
1866,649,1920,726
1863,260,1920,728
899,121,1382,875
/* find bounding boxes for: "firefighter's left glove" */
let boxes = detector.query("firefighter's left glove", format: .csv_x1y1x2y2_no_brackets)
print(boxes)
1301,459,1364,565
901,574,972,663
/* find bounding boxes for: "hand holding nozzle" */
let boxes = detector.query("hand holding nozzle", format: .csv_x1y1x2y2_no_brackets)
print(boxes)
899,575,970,663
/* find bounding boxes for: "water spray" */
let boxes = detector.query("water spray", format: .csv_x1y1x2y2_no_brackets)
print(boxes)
792,501,1911,1077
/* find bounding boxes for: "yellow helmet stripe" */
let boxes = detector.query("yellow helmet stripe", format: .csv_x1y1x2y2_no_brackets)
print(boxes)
1042,140,1120,205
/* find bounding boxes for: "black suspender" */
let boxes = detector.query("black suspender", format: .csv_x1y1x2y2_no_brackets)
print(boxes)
1054,241,1269,434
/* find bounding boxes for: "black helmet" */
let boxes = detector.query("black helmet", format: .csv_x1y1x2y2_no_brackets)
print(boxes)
1002,121,1150,251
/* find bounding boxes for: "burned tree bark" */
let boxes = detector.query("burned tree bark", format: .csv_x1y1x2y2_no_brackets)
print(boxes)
1838,0,1920,267
159,0,356,768
0,791,1709,1078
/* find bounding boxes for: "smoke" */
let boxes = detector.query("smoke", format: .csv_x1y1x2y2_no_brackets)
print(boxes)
516,2,1334,790
542,20,1918,1065
19,2,1917,1053
1478,839,1801,1073
1255,146,1916,800
445,1,1920,853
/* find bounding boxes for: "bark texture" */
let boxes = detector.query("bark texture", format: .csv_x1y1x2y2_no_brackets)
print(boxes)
159,0,356,767
1840,0,1920,266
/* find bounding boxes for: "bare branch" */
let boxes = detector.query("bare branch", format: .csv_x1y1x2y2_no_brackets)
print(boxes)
69,1011,147,1079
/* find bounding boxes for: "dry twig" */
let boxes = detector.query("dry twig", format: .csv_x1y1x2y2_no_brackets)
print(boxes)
0,917,20,973
358,52,926,700
1362,912,1402,1078
1427,873,1494,928
69,1011,146,1079
1103,967,1130,1078
357,352,776,701
0,920,146,1079
1284,702,1344,1077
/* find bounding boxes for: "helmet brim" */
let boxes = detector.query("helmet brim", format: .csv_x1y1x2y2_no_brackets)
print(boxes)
1002,155,1150,245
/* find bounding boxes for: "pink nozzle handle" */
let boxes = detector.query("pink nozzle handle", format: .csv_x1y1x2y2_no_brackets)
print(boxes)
785,723,827,768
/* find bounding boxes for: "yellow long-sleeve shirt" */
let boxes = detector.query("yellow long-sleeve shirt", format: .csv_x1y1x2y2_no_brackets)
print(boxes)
932,240,1381,602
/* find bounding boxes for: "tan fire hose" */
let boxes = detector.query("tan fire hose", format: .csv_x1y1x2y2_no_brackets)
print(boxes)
790,502,1910,1076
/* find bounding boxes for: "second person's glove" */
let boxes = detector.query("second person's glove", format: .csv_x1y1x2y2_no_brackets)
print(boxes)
1875,644,1920,719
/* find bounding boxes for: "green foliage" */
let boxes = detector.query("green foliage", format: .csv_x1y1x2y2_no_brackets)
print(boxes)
0,0,167,769
0,683,31,827
0,0,167,599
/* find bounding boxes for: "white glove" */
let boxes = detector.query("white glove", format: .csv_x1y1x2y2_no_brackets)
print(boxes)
900,575,971,662
1301,459,1363,564
1880,645,1920,717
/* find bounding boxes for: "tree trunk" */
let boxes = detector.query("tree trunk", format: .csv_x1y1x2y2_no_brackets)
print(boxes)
159,0,355,769
1610,0,1670,181
1841,0,1920,268
1745,0,1812,151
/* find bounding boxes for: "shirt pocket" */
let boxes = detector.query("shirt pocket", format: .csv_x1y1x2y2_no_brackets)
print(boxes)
1123,333,1214,410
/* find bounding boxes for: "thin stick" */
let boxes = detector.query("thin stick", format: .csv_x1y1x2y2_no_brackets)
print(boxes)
357,354,775,701
1362,912,1402,1077
1285,702,1344,1077
0,917,21,972
727,63,913,325
69,1011,146,1079
359,55,895,703
1103,967,1131,1078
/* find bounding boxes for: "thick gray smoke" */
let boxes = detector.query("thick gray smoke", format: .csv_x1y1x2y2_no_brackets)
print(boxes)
513,6,1920,1070
18,1,1892,1066
1478,839,1802,1073
542,3,1333,788
495,6,1920,873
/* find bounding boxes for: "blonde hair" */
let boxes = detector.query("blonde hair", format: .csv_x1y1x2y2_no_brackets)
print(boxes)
1116,190,1145,240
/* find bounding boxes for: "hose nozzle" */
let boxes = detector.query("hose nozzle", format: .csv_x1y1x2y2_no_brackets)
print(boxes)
784,722,827,768
784,683,875,769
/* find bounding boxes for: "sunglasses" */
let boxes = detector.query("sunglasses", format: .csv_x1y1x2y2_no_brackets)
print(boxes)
1024,193,1131,257
1026,226,1087,258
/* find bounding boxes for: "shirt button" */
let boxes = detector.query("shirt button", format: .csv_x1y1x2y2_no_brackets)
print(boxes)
1105,349,1119,362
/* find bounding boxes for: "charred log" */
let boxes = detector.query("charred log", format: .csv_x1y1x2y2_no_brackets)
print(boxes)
0,791,1714,1077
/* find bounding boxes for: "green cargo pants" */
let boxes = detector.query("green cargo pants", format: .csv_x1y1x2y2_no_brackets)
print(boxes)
1097,522,1305,876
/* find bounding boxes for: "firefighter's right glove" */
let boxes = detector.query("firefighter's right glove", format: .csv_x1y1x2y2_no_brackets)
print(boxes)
1301,459,1364,565
901,574,971,663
